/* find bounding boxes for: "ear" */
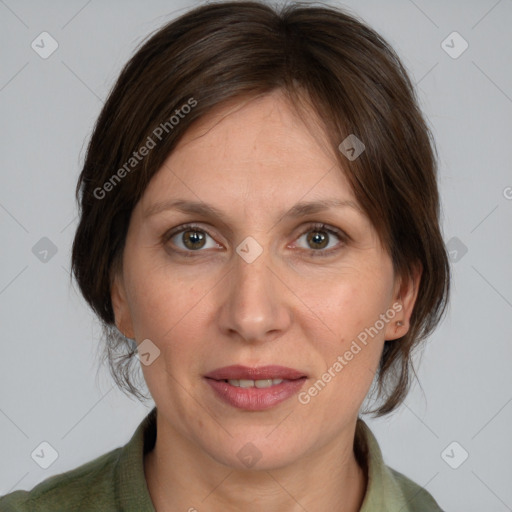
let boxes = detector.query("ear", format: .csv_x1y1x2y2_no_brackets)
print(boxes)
110,270,135,340
384,263,422,341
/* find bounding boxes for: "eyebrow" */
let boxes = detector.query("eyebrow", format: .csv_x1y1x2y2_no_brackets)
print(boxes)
144,198,362,223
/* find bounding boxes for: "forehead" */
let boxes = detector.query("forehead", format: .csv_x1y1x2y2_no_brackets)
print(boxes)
138,90,356,214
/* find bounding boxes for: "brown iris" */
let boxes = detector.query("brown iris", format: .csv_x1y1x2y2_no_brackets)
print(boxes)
182,230,206,250
307,230,329,250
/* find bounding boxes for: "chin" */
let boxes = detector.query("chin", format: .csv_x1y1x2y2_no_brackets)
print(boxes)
203,433,307,472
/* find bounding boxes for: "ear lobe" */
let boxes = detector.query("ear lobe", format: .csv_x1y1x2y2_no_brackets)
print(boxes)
110,271,135,339
384,263,422,341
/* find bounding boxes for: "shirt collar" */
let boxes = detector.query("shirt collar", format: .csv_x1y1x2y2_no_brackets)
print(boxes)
114,407,415,511
115,407,157,511
356,417,417,510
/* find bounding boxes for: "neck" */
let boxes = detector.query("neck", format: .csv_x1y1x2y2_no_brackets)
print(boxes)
144,416,367,512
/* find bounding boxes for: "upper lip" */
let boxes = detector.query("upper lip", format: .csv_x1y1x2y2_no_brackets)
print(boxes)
204,365,307,381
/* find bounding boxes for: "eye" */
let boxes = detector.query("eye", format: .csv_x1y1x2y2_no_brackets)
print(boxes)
163,222,347,258
164,224,221,253
294,223,346,256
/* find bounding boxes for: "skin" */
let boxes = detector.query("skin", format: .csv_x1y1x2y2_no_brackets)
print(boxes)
111,89,420,512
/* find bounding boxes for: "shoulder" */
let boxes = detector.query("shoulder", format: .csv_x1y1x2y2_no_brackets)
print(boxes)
355,418,445,511
0,408,157,512
387,466,444,512
0,447,122,512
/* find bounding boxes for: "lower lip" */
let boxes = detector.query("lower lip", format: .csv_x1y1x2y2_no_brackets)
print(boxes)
205,377,307,411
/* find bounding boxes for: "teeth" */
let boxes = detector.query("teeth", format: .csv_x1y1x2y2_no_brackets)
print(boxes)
227,378,284,388
255,380,273,388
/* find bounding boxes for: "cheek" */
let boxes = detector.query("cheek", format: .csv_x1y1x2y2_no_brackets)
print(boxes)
306,273,392,337
129,275,206,389
304,274,393,395
126,268,214,369
124,250,202,337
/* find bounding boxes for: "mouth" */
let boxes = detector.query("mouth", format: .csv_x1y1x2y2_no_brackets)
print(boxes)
204,364,307,381
216,378,290,388
204,365,308,411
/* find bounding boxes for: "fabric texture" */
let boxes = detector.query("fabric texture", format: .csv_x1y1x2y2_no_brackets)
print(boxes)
0,407,444,511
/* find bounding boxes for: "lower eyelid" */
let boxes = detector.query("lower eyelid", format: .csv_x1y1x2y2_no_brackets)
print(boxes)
167,229,219,251
163,223,347,253
293,232,345,254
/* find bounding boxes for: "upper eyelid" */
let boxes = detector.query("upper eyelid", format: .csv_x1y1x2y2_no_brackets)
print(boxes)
162,222,218,242
163,222,347,247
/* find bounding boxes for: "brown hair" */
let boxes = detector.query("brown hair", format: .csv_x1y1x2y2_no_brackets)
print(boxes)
71,0,450,416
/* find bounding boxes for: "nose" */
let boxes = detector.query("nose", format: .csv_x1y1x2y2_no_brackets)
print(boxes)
216,244,292,344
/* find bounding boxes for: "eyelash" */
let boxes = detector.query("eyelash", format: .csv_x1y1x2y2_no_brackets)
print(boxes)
162,222,348,258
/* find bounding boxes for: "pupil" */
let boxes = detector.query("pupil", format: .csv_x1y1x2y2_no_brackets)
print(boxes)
181,229,329,251
308,230,328,249
184,230,205,249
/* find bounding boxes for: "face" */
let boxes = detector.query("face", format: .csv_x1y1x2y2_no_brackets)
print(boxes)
112,89,417,471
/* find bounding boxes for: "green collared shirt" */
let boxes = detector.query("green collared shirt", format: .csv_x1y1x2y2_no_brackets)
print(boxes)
0,408,443,511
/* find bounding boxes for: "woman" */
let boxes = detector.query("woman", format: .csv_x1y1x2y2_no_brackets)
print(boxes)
0,1,449,510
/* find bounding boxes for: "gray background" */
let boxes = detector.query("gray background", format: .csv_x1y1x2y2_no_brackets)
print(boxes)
1,0,511,510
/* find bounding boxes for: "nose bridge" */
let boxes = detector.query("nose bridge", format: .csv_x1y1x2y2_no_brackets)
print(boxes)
217,241,291,342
